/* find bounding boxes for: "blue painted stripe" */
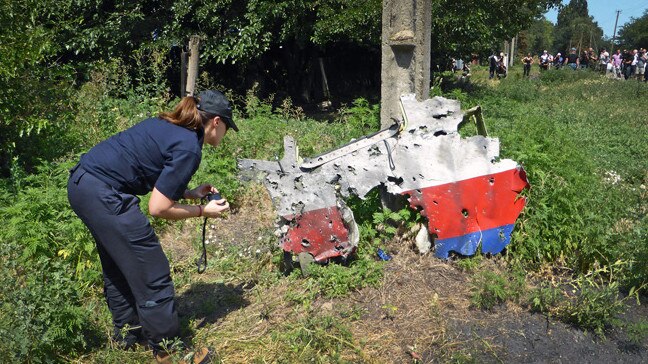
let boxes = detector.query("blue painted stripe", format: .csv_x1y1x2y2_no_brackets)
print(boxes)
434,224,515,259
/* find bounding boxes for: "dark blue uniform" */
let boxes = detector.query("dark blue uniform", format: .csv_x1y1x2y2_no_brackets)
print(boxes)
67,117,203,350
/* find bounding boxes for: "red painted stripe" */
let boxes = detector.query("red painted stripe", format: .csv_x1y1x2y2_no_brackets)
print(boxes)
406,167,529,240
281,206,350,261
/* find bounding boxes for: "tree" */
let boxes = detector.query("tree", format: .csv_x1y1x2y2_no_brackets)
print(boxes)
553,0,603,53
428,0,560,67
617,10,648,50
520,17,555,56
0,0,78,175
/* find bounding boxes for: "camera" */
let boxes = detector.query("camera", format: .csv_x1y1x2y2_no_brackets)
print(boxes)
206,192,226,205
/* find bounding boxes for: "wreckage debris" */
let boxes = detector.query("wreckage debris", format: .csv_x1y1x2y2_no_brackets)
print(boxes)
238,94,529,263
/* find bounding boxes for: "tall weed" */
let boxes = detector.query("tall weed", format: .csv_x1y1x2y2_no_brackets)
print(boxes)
0,161,103,361
528,262,633,336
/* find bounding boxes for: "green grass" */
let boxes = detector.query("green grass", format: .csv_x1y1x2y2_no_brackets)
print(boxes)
470,269,526,310
469,66,647,279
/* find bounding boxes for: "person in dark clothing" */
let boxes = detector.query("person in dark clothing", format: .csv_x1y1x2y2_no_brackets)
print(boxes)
643,48,648,82
553,53,564,69
488,51,499,79
579,50,590,69
622,49,634,80
523,53,533,77
67,90,237,363
565,48,579,70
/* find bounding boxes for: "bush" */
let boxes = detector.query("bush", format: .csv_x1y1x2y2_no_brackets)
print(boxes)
0,161,104,362
1,161,101,284
0,243,102,363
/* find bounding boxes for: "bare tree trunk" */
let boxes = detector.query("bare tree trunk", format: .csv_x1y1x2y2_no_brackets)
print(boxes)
318,57,331,100
180,51,188,97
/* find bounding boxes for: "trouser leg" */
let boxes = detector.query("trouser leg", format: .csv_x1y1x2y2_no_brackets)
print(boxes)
107,205,179,351
80,214,142,345
96,242,142,343
68,167,179,352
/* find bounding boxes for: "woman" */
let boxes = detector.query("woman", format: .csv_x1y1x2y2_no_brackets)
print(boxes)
522,53,533,77
612,49,623,78
67,90,237,363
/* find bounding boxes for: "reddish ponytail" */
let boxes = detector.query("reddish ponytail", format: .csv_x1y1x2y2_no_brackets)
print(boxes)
159,96,212,130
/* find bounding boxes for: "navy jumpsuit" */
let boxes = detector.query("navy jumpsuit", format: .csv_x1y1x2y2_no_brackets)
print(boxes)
67,117,203,351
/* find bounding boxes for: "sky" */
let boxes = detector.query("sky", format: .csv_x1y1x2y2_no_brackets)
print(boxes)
545,0,648,38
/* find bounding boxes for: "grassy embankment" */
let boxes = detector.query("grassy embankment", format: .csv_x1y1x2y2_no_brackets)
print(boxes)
0,65,646,362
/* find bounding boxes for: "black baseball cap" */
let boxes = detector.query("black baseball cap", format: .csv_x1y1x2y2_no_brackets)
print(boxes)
197,90,238,132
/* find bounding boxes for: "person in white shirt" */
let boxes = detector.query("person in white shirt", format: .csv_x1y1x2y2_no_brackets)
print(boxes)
539,50,550,71
636,48,646,81
598,48,609,74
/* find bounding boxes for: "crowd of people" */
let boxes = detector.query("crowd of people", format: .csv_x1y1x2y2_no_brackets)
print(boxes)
519,47,647,81
451,47,647,82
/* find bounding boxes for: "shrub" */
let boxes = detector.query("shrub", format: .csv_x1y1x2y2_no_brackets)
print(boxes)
0,246,102,363
626,320,648,345
0,161,104,362
1,161,101,285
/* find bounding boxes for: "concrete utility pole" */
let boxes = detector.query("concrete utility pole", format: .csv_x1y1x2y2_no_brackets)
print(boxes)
611,10,621,52
380,0,432,128
184,35,201,97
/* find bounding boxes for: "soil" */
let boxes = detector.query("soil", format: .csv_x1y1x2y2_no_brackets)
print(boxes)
160,185,648,363
331,244,648,364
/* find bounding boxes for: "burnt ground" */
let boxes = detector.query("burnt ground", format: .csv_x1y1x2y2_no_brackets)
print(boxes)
160,185,648,363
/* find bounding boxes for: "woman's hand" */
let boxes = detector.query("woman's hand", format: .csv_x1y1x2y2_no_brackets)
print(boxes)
184,184,216,200
150,187,229,220
203,198,230,218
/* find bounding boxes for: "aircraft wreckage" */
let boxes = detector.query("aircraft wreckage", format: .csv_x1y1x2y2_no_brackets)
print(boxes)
238,94,529,265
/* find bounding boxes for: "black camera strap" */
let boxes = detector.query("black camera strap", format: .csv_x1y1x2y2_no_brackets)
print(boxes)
196,198,209,274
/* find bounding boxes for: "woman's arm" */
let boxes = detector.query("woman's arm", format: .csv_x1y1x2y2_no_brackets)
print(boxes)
183,183,215,200
149,187,229,220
